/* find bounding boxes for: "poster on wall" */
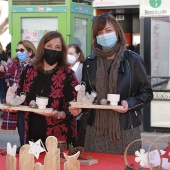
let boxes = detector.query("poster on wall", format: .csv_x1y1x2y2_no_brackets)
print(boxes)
151,18,170,77
140,0,170,17
22,30,39,42
22,18,58,47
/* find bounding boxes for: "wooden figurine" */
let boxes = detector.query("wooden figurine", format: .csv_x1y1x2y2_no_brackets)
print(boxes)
82,91,97,104
6,143,17,170
43,136,60,170
64,151,80,170
19,144,35,170
34,162,44,170
75,83,86,102
6,83,26,106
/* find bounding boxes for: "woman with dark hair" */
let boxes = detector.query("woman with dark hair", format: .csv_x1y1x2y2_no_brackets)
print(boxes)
70,12,153,154
12,31,78,145
67,44,84,83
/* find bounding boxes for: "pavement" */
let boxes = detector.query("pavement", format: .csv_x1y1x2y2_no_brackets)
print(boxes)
0,111,20,148
0,110,169,151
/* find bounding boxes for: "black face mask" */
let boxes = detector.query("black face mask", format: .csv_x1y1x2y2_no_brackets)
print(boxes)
43,48,62,66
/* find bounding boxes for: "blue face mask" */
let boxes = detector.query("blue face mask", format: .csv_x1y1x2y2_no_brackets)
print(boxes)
17,52,28,62
96,32,118,49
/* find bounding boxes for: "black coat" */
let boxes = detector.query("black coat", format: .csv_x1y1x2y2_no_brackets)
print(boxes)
81,50,153,130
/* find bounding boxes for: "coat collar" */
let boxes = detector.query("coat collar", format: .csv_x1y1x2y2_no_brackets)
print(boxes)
86,53,126,74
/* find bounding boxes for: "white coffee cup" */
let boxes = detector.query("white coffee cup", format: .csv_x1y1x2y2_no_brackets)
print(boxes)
36,96,49,109
107,94,120,106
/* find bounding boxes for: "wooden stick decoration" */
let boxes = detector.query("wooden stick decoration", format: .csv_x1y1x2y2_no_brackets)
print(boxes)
6,143,17,170
19,144,35,170
43,136,60,170
64,151,80,170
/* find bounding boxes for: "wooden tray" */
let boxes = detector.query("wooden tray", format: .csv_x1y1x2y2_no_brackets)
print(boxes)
0,104,53,113
70,102,123,109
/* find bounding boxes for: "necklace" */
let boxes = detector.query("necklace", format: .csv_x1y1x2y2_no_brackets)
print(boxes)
37,75,50,96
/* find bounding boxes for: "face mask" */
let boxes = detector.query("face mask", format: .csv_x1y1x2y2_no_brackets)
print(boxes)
17,52,28,62
44,48,62,66
67,54,77,64
96,32,118,49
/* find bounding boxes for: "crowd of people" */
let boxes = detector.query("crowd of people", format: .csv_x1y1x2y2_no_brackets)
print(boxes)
0,11,153,155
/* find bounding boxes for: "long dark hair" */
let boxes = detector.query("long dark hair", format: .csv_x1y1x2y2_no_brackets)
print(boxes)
32,31,69,70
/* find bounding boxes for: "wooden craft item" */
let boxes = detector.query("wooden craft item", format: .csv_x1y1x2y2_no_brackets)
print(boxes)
0,104,53,113
43,136,60,170
35,162,44,170
19,145,35,170
70,102,124,110
64,151,80,170
6,143,16,170
6,154,16,170
60,157,98,166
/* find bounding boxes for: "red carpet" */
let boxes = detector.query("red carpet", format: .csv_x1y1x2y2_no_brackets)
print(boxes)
0,151,144,170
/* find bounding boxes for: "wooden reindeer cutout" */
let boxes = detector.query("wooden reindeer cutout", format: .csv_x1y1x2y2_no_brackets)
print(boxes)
64,151,80,170
6,143,17,170
43,136,60,170
19,144,35,170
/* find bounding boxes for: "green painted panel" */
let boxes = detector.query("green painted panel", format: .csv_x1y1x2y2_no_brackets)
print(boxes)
11,13,67,57
12,6,67,13
71,3,93,15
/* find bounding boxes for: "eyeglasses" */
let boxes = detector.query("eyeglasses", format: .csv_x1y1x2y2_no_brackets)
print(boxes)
91,12,111,22
16,48,25,52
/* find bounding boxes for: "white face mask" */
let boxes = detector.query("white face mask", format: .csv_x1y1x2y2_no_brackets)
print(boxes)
67,54,77,64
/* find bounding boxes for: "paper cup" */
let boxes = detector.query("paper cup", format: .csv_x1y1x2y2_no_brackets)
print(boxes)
36,96,48,109
107,94,120,105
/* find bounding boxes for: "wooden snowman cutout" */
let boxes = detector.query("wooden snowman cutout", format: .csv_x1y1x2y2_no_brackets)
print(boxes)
43,136,60,170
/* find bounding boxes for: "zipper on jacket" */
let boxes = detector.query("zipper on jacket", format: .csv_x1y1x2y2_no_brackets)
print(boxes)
85,66,94,91
127,59,133,129
129,111,133,129
129,103,144,110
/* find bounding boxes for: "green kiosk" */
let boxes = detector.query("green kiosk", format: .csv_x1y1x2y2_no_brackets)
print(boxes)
8,0,93,57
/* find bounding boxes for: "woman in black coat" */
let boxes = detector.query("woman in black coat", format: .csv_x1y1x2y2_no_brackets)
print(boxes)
70,12,153,154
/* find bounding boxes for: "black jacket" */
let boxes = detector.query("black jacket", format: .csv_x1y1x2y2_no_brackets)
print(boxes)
81,50,153,130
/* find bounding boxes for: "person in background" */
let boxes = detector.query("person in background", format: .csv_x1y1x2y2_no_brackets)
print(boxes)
69,12,153,154
67,44,84,83
0,42,7,104
135,43,140,55
5,31,78,147
126,44,135,51
1,40,36,152
5,42,12,63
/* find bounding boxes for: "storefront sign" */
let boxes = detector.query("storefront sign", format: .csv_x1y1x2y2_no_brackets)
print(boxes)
93,0,139,7
140,0,170,17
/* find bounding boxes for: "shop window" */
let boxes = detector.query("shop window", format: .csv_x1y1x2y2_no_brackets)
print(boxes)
12,0,65,5
21,18,58,47
74,18,87,56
